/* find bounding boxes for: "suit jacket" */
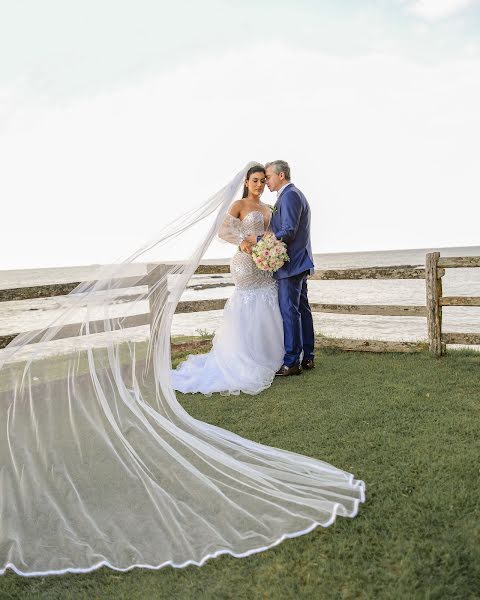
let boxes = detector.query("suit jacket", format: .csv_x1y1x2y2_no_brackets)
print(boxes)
269,183,315,280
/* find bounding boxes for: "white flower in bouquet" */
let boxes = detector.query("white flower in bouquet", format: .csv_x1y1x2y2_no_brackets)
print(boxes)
251,232,289,272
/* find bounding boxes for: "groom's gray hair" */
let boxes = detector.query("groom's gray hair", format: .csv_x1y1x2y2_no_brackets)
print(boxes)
265,160,291,181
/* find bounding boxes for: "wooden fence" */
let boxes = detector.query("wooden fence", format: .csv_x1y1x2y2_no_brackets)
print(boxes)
0,253,479,355
426,253,480,356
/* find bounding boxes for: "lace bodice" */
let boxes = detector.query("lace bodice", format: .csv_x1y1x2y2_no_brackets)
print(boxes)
240,210,268,238
226,211,275,291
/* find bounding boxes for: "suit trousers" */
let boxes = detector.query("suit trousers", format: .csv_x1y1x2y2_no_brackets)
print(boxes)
277,271,315,367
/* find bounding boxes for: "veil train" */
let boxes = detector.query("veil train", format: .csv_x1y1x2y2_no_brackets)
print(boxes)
0,163,365,576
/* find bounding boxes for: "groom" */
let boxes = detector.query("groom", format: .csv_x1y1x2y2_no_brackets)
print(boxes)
244,160,315,376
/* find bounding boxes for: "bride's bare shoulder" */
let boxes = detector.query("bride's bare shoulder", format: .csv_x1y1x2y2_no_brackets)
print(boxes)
228,199,244,218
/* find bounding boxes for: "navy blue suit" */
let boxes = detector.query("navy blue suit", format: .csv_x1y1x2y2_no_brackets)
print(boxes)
270,183,315,367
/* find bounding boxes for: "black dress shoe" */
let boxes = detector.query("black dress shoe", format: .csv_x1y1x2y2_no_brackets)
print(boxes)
275,364,303,377
301,359,315,370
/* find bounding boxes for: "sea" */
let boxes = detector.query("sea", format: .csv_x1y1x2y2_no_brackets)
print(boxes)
1,245,479,359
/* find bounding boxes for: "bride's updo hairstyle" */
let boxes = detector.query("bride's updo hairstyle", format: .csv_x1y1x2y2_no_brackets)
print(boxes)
242,164,266,198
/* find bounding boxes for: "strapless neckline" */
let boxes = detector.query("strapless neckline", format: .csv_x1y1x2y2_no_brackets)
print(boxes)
240,210,271,230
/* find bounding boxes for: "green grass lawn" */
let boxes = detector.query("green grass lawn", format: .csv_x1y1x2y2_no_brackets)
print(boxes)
1,348,479,600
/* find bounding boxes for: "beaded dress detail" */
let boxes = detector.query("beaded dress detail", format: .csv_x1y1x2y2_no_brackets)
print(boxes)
230,211,275,291
171,210,284,396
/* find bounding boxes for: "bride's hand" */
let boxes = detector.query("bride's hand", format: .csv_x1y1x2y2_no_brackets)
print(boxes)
240,240,254,254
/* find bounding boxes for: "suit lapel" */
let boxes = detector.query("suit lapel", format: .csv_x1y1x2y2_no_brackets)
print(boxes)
274,183,293,211
276,183,293,204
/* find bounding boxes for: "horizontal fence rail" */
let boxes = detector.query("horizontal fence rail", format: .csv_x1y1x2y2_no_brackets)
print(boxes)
315,337,428,353
309,266,428,280
442,332,480,345
0,255,479,355
437,257,480,268
441,296,480,307
309,303,427,317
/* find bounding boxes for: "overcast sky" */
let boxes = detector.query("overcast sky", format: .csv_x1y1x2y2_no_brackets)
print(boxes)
1,0,479,269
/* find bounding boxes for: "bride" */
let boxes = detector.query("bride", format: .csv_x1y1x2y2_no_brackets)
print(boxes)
171,164,284,396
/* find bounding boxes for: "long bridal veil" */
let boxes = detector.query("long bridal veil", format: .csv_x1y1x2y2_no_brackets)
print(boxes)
0,162,365,577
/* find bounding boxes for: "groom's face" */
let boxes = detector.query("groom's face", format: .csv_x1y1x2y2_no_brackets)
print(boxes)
265,166,285,192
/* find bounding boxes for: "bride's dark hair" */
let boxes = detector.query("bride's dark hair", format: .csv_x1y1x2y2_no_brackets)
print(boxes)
242,165,266,198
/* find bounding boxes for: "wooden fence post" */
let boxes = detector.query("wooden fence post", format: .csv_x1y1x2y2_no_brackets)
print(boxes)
425,252,445,356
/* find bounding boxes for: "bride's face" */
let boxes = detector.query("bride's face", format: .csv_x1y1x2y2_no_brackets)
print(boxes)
245,172,266,197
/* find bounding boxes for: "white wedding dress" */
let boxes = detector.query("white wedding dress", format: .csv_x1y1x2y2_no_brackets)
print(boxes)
171,210,284,395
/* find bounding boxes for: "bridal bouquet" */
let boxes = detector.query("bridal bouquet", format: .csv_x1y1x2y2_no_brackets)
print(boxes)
251,233,289,272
